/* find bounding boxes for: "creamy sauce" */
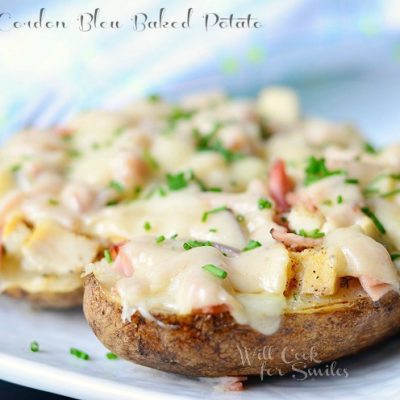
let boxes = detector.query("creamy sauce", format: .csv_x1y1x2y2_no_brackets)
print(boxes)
1,87,400,334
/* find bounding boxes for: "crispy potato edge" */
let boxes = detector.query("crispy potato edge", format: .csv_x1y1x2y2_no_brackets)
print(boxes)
83,274,400,377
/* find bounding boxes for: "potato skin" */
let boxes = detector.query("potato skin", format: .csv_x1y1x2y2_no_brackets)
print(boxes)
5,286,83,309
84,274,400,377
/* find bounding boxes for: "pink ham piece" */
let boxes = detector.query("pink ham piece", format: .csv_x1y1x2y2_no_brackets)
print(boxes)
270,228,322,250
113,248,134,277
268,159,294,212
359,276,393,302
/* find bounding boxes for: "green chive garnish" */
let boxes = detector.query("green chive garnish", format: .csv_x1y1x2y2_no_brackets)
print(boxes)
304,157,344,186
109,180,124,193
209,228,218,233
70,347,90,360
48,198,59,206
361,207,386,234
10,164,21,173
391,253,400,261
106,352,118,360
147,94,161,103
202,206,228,222
144,221,151,231
243,240,262,252
258,198,272,210
170,233,178,239
104,249,113,264
236,214,245,223
364,143,377,154
166,172,188,191
30,341,39,352
202,264,228,279
345,178,359,185
68,149,81,158
337,195,343,204
143,149,159,171
183,240,213,251
298,229,325,239
156,235,165,243
381,189,400,198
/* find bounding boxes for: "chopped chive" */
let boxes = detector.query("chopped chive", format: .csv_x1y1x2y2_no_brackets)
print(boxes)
322,199,333,206
298,229,325,239
364,143,377,154
183,240,213,251
236,214,245,223
91,142,100,150
243,240,262,252
10,164,21,173
104,249,113,264
113,127,125,137
361,207,386,234
337,195,343,204
106,352,118,360
381,189,400,198
202,264,228,279
170,233,178,239
209,228,218,233
106,199,118,207
109,180,124,193
391,253,400,261
158,187,167,197
202,206,228,222
345,178,359,185
70,347,90,360
144,221,151,231
147,94,161,103
30,341,39,352
48,198,59,206
258,198,272,210
68,149,81,158
166,172,188,191
304,157,344,186
156,235,165,244
143,149,159,171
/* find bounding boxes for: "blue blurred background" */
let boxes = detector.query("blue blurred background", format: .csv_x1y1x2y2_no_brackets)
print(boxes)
0,0,400,143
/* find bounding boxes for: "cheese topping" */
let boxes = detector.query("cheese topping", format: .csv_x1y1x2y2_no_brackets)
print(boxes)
0,87,399,334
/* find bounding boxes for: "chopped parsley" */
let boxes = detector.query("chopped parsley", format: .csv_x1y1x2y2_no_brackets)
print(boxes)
337,195,343,204
48,198,59,206
202,264,228,279
143,221,151,231
209,228,218,233
156,235,166,243
345,178,359,185
104,249,113,264
243,240,262,252
70,348,90,361
361,207,386,234
109,180,124,193
30,341,39,352
304,157,343,186
258,198,272,210
202,206,228,222
68,149,81,158
106,352,119,360
323,199,333,206
183,240,213,251
106,199,118,207
170,233,178,239
166,172,188,191
298,229,325,239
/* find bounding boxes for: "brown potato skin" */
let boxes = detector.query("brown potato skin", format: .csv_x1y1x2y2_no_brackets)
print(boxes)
5,287,83,309
84,274,400,377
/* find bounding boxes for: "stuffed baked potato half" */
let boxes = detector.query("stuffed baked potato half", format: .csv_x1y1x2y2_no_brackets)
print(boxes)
84,274,400,377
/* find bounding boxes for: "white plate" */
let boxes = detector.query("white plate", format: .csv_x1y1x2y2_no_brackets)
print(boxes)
0,295,400,400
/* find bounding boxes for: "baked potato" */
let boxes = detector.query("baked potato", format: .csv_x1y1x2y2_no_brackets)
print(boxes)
84,274,400,377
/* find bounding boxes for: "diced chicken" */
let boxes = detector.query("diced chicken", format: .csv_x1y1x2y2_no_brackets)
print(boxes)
22,221,99,274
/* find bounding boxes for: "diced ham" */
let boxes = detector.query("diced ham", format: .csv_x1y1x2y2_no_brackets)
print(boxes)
268,159,294,212
270,228,322,250
113,248,134,277
359,276,393,302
